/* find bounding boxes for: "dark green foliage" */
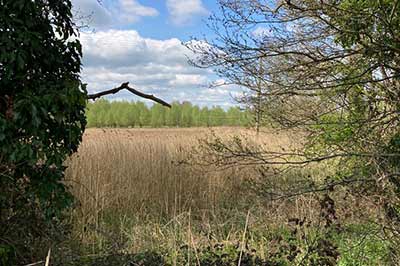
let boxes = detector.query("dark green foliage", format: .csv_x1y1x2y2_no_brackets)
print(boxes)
58,252,165,266
131,251,166,266
0,0,86,263
184,243,274,266
63,244,278,266
86,99,252,128
64,224,342,266
0,244,15,266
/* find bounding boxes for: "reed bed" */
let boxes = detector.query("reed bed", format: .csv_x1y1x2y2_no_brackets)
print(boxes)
64,127,320,255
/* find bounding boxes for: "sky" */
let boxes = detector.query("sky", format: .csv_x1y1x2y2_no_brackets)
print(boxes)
71,0,242,107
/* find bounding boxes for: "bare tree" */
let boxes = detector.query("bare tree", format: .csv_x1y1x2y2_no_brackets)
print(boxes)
187,0,400,182
187,0,400,258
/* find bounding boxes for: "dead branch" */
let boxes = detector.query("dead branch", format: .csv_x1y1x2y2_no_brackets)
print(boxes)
87,82,171,108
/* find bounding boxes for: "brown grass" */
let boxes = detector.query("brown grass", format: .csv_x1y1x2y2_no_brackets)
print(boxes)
66,127,294,215
62,127,386,265
64,127,326,255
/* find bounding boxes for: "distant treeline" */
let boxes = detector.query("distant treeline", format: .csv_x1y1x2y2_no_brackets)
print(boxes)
86,99,253,128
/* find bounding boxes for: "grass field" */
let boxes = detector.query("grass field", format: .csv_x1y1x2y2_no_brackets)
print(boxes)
64,127,388,265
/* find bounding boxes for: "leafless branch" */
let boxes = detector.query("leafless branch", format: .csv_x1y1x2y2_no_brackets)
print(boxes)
87,82,171,108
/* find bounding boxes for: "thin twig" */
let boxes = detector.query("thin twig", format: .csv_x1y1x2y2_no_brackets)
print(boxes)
23,261,44,266
238,210,250,266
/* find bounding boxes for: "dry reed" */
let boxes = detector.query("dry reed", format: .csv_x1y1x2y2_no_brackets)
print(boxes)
64,127,321,254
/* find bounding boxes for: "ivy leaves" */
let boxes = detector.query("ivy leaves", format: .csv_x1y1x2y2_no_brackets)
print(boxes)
0,0,87,262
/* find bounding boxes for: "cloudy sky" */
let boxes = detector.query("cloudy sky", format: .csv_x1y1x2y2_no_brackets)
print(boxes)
71,0,242,107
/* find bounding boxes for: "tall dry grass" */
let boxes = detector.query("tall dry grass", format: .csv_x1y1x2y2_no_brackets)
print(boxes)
64,127,318,254
62,127,387,266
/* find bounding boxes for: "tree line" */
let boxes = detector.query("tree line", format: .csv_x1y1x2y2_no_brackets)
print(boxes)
86,99,253,128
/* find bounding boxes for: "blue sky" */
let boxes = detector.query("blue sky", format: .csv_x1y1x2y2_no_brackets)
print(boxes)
71,0,242,107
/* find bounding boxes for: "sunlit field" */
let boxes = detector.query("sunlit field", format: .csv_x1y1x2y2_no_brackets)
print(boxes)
63,127,385,265
65,128,300,252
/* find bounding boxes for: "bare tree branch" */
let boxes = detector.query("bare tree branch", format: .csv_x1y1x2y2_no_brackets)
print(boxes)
87,82,171,108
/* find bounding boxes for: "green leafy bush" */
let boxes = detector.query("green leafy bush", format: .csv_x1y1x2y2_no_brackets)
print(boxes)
0,0,86,263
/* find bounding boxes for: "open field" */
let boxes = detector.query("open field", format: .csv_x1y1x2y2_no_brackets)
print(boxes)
64,127,387,265
66,127,297,223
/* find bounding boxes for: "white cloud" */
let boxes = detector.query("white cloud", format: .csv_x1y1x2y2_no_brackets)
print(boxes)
80,30,189,67
212,78,228,86
169,74,208,86
118,0,159,23
71,0,158,28
70,1,238,106
166,0,208,25
79,30,237,106
252,26,273,38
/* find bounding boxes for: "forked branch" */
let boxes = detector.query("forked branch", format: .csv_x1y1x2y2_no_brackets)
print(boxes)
87,82,171,108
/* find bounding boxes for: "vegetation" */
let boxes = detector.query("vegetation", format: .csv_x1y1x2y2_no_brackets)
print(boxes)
64,128,389,265
0,1,169,264
186,0,400,263
0,0,86,263
86,99,252,128
2,0,400,265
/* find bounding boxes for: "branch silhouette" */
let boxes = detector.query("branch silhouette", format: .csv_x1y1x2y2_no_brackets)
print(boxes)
87,82,171,108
